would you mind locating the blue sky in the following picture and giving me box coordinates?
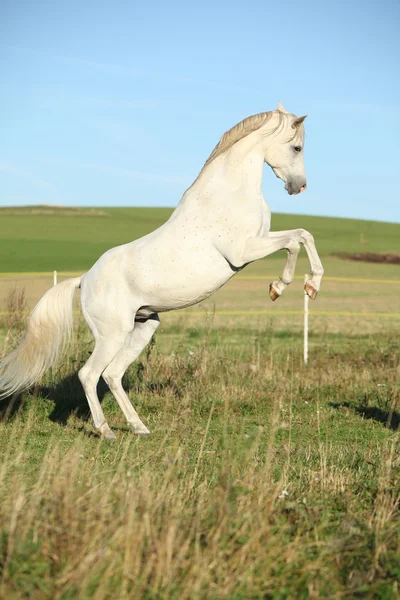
[1,0,399,222]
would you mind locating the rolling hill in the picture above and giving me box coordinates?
[0,206,399,272]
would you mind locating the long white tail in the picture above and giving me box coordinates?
[0,277,81,398]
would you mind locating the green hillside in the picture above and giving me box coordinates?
[0,206,398,272]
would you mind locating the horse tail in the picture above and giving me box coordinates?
[0,276,81,398]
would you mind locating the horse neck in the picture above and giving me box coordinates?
[219,137,265,196]
[186,135,266,202]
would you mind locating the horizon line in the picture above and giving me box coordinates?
[0,204,399,226]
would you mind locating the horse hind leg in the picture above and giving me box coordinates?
[102,314,160,435]
[78,333,129,440]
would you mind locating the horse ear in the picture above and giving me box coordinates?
[292,115,307,128]
[278,101,288,114]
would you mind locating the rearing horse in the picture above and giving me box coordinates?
[0,102,324,439]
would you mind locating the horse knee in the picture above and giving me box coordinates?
[287,239,301,254]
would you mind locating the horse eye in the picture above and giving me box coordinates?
[294,146,302,153]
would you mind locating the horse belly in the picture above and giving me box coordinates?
[131,244,233,311]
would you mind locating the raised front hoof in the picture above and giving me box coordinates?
[305,282,318,300]
[128,422,151,436]
[269,283,280,302]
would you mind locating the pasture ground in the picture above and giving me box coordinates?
[0,208,399,598]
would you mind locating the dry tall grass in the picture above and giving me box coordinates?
[0,291,399,599]
[1,287,27,359]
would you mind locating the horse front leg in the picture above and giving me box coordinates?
[267,234,301,301]
[297,229,324,300]
[283,229,324,300]
[238,229,324,301]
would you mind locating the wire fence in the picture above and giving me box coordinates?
[1,270,399,365]
[1,271,400,285]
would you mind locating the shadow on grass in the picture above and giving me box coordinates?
[0,366,183,431]
[0,393,24,422]
[330,401,400,430]
[43,371,182,428]
[42,373,109,426]
[0,374,108,428]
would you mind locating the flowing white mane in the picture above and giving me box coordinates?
[203,109,298,169]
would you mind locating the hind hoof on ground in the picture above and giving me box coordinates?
[305,282,318,300]
[129,422,151,436]
[101,428,116,441]
[269,283,280,302]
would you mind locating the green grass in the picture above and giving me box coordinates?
[0,205,399,272]
[0,321,399,599]
[0,207,173,272]
[0,206,399,598]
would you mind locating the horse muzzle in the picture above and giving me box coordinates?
[285,181,307,195]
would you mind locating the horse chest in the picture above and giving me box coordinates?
[210,199,267,240]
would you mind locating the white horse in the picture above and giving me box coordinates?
[0,102,324,439]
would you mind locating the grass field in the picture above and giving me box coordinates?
[0,205,399,272]
[0,207,399,598]
[1,205,400,335]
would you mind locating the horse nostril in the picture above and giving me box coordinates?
[299,184,307,193]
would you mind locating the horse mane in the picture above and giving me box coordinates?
[203,110,289,169]
[183,110,302,193]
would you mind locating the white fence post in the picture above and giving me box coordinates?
[53,270,57,286]
[304,274,309,365]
